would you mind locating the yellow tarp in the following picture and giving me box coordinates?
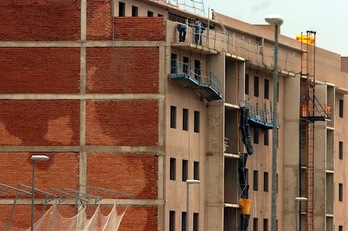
[239,198,252,215]
[296,34,315,45]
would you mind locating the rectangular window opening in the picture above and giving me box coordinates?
[253,170,258,191]
[183,57,189,74]
[147,11,154,17]
[264,172,269,192]
[171,53,177,74]
[245,74,249,95]
[182,212,187,231]
[182,160,188,182]
[194,161,199,180]
[263,218,268,231]
[170,106,177,129]
[264,79,269,99]
[193,213,199,231]
[264,129,269,146]
[194,111,200,133]
[339,99,344,117]
[254,127,259,144]
[132,5,138,16]
[253,218,258,231]
[170,158,176,180]
[194,60,201,81]
[254,76,259,97]
[339,141,343,160]
[169,211,175,231]
[339,183,343,201]
[119,2,125,16]
[183,108,189,131]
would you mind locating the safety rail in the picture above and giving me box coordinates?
[170,18,343,72]
[170,59,223,101]
[240,101,278,129]
[171,20,299,72]
[300,103,332,121]
[248,103,274,129]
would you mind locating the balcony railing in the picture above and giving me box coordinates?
[170,59,223,101]
[240,101,279,129]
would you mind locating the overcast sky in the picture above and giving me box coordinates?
[178,0,348,56]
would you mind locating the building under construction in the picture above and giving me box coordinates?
[0,0,347,230]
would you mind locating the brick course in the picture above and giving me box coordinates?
[119,206,158,231]
[0,204,78,230]
[87,153,158,199]
[86,47,159,93]
[0,153,79,193]
[0,0,80,41]
[87,0,165,42]
[86,100,159,146]
[0,100,80,145]
[113,17,165,41]
[87,0,112,40]
[0,205,159,230]
[0,48,80,93]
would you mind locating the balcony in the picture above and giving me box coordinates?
[170,60,223,101]
[240,101,279,129]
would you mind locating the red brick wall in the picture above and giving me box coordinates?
[86,47,159,93]
[114,17,165,41]
[87,0,112,40]
[87,153,158,199]
[0,100,80,145]
[0,153,79,192]
[0,48,80,93]
[0,153,79,228]
[0,2,162,230]
[87,0,165,42]
[0,204,78,230]
[86,100,158,146]
[0,0,80,41]
[0,204,157,230]
[120,206,158,231]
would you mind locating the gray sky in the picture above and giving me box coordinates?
[180,0,348,56]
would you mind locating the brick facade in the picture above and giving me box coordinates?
[86,101,158,146]
[86,47,159,93]
[0,48,80,93]
[0,0,80,41]
[87,153,158,198]
[0,1,163,229]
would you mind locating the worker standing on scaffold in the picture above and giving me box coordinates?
[191,18,204,45]
[176,23,187,42]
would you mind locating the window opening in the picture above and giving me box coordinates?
[182,160,188,181]
[194,111,200,133]
[194,60,201,81]
[183,108,189,131]
[171,53,177,74]
[132,5,138,16]
[170,106,177,128]
[170,158,176,180]
[119,2,125,16]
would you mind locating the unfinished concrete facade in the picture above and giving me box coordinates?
[0,0,347,230]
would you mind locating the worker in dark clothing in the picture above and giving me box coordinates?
[192,18,204,45]
[176,24,187,42]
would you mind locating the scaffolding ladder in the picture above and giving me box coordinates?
[299,30,316,231]
[170,0,205,16]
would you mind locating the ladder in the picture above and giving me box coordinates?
[172,0,205,16]
[299,30,316,231]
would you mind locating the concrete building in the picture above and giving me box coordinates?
[0,0,347,230]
